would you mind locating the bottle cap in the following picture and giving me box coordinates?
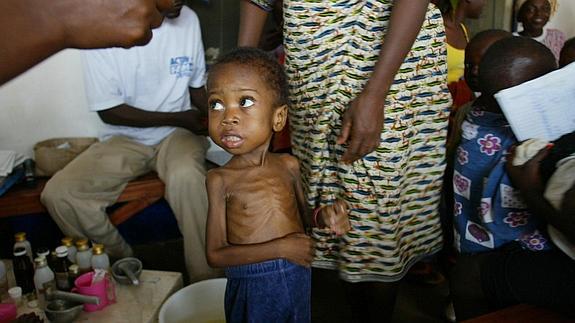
[8,287,22,298]
[55,246,68,257]
[92,244,105,255]
[14,232,26,242]
[36,247,50,258]
[13,247,27,257]
[34,257,48,268]
[75,239,89,251]
[61,237,73,247]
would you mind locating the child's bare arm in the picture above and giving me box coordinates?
[205,170,315,268]
[317,199,350,236]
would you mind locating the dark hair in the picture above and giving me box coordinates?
[478,36,556,95]
[208,47,289,107]
[468,29,512,47]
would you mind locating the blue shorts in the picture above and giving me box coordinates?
[224,259,311,323]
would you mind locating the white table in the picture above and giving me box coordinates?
[8,267,182,323]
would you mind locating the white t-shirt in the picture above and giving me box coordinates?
[82,7,206,146]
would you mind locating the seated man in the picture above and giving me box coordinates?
[41,2,218,282]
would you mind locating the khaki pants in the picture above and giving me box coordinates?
[41,129,220,282]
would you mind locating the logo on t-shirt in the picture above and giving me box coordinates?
[170,56,193,78]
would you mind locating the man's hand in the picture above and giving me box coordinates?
[59,0,175,49]
[319,199,350,236]
[506,145,549,195]
[182,109,208,136]
[336,90,385,164]
[277,232,315,267]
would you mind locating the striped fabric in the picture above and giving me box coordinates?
[253,0,451,282]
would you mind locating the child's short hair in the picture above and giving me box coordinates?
[560,37,575,67]
[209,47,289,107]
[478,36,556,95]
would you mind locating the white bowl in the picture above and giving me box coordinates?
[159,278,227,323]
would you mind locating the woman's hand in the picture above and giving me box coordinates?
[319,199,351,236]
[337,90,385,163]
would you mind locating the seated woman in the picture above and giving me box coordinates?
[514,0,566,62]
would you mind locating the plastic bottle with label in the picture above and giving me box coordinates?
[33,257,55,309]
[61,237,77,264]
[13,232,33,262]
[54,246,72,291]
[91,244,110,272]
[75,239,92,274]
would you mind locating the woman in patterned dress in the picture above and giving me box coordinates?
[239,0,451,321]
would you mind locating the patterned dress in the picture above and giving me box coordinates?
[251,0,451,282]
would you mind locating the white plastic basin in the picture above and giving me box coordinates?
[159,278,227,323]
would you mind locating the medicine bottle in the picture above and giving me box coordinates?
[33,257,55,308]
[13,232,33,262]
[54,246,72,291]
[61,237,77,264]
[75,239,92,274]
[13,247,35,295]
[91,244,110,272]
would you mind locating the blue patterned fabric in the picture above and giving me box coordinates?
[453,107,550,254]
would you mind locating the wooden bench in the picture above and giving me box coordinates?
[0,172,165,226]
[463,304,574,323]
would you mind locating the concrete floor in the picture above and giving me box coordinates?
[134,238,451,323]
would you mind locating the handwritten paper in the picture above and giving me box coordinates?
[494,62,575,141]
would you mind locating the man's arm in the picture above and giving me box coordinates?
[0,0,174,86]
[205,170,314,268]
[98,104,207,135]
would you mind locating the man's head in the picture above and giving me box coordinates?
[206,47,288,155]
[464,29,512,92]
[478,36,556,96]
[560,37,575,68]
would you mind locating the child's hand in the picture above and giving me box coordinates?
[318,199,350,236]
[506,145,549,194]
[277,232,315,267]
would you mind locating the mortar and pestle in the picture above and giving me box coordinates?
[111,257,143,285]
[44,287,100,323]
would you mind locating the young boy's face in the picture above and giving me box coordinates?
[518,0,551,31]
[207,63,286,155]
[465,35,507,92]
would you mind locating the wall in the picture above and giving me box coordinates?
[0,50,102,158]
[548,0,575,38]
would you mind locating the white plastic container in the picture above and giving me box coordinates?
[90,244,110,271]
[61,237,77,264]
[159,278,227,323]
[33,257,55,309]
[8,287,22,307]
[75,239,92,274]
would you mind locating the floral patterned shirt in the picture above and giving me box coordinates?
[453,107,550,254]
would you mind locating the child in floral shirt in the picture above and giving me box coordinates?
[452,36,557,254]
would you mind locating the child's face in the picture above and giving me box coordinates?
[518,0,551,31]
[465,37,497,92]
[207,63,286,155]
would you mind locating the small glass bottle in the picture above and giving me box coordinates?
[91,244,110,272]
[75,239,92,274]
[54,246,72,291]
[0,260,8,301]
[61,237,77,264]
[33,257,55,309]
[13,232,33,262]
[68,264,80,289]
[13,247,35,295]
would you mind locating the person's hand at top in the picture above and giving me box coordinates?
[506,144,550,195]
[0,0,176,86]
[59,0,176,49]
[316,199,351,236]
[336,89,385,164]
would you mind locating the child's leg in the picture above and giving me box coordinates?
[224,259,311,323]
[343,281,400,323]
